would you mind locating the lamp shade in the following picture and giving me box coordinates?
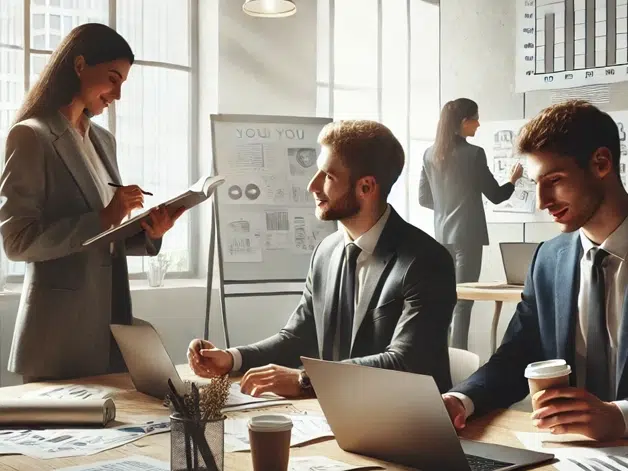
[242,0,297,18]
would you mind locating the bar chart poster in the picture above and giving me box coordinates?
[517,0,628,92]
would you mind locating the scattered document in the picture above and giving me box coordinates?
[516,431,628,471]
[20,384,116,400]
[0,417,170,459]
[224,414,333,452]
[222,382,290,412]
[289,456,383,471]
[55,455,169,470]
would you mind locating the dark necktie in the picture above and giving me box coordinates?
[339,243,362,360]
[585,247,611,401]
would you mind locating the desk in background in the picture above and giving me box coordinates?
[0,366,558,470]
[457,282,524,356]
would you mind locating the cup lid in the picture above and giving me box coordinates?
[524,359,571,379]
[248,414,293,432]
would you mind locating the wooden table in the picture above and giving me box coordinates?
[457,282,524,355]
[0,365,583,470]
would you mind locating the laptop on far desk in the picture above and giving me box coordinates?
[301,357,554,471]
[471,242,539,290]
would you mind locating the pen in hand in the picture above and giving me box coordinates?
[108,182,153,196]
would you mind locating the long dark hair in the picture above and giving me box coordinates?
[432,98,478,165]
[14,23,134,124]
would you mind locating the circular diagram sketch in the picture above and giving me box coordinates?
[228,185,243,200]
[245,183,261,200]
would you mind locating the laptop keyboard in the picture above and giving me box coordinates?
[466,454,515,471]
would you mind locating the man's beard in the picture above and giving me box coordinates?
[316,184,361,221]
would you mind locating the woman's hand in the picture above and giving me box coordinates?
[140,205,185,239]
[100,185,144,228]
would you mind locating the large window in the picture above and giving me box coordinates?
[317,0,440,230]
[0,0,198,278]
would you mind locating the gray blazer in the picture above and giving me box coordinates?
[419,138,515,247]
[236,208,456,393]
[0,113,161,380]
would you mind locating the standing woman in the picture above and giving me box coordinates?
[0,24,184,381]
[419,98,523,350]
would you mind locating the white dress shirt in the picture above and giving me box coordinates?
[449,215,628,434]
[61,112,115,207]
[228,205,392,371]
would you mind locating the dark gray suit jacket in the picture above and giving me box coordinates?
[419,138,514,247]
[236,208,456,393]
[0,113,161,380]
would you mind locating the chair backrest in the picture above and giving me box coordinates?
[449,347,480,386]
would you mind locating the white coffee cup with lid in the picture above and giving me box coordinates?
[524,359,572,410]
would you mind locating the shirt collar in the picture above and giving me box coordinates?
[58,111,91,141]
[579,215,628,262]
[342,205,391,255]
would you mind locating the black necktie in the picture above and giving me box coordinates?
[585,247,611,401]
[339,243,362,360]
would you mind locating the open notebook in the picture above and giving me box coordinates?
[83,175,225,248]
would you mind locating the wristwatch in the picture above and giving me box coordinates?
[298,370,313,392]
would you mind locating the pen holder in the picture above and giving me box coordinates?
[170,413,225,471]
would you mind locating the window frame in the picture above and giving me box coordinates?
[0,0,200,281]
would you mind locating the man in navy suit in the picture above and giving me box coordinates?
[443,100,628,442]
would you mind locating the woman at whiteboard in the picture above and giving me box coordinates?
[0,24,184,381]
[419,98,523,350]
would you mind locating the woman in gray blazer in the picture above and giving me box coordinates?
[419,98,523,350]
[0,24,184,381]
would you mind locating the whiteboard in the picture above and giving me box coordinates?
[211,114,335,282]
[470,111,628,223]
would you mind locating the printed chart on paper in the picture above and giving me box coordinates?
[517,0,628,91]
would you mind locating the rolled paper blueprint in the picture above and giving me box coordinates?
[0,398,116,426]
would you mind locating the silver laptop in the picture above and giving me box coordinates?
[301,357,553,471]
[111,323,187,399]
[473,242,538,290]
[499,242,539,286]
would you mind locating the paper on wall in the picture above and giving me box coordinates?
[221,212,264,263]
[224,414,333,452]
[54,455,169,471]
[290,210,337,255]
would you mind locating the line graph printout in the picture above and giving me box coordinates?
[517,0,628,91]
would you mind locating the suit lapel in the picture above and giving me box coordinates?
[89,126,121,185]
[350,211,398,350]
[555,233,582,386]
[319,240,344,357]
[48,113,104,210]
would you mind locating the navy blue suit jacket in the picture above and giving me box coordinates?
[451,231,628,416]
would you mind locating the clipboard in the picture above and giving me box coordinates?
[82,175,225,248]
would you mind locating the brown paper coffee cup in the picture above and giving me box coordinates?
[524,359,571,410]
[248,414,293,471]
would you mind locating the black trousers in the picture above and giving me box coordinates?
[445,244,483,350]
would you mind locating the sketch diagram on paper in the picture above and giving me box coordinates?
[222,213,263,263]
[291,211,336,254]
[487,128,536,214]
[222,174,289,206]
[265,210,292,250]
[614,118,628,188]
[288,148,317,177]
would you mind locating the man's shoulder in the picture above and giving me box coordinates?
[393,218,451,263]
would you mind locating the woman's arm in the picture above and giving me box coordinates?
[0,125,103,262]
